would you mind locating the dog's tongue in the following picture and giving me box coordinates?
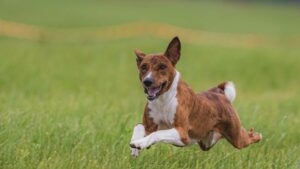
[148,87,160,97]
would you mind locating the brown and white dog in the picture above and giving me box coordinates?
[130,37,262,157]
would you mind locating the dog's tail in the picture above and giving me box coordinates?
[209,81,236,103]
[223,81,236,103]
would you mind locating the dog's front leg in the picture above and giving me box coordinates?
[130,124,145,157]
[130,128,185,150]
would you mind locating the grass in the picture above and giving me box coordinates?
[0,0,300,168]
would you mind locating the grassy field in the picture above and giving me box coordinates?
[0,0,300,168]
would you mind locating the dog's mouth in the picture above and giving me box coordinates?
[144,81,167,101]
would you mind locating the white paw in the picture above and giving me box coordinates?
[131,148,140,158]
[130,137,151,150]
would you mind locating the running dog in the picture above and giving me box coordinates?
[130,37,262,157]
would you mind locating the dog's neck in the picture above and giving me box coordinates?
[148,70,180,105]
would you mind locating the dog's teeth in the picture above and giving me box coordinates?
[148,87,161,97]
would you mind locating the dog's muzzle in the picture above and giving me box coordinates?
[144,81,167,101]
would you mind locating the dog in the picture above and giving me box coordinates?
[129,37,262,157]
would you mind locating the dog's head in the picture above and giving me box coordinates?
[134,37,181,101]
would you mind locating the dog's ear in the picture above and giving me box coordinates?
[165,36,181,66]
[134,48,145,66]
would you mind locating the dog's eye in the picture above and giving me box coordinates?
[159,64,167,70]
[141,64,147,70]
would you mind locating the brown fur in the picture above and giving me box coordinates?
[136,53,175,96]
[134,37,261,151]
[142,105,158,135]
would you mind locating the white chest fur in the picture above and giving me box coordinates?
[148,71,180,127]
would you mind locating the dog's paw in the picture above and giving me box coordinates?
[248,128,255,137]
[131,148,140,158]
[130,138,150,150]
[249,128,262,143]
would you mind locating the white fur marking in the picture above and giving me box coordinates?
[148,71,180,127]
[201,131,221,148]
[130,124,145,157]
[224,81,236,103]
[144,72,152,81]
[211,132,221,145]
[130,128,184,149]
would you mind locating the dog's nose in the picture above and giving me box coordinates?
[143,78,153,87]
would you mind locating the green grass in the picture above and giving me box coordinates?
[0,0,300,169]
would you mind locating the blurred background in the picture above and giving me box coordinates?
[0,0,299,169]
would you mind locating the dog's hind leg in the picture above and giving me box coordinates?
[221,111,262,149]
[227,127,262,149]
[198,131,222,151]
